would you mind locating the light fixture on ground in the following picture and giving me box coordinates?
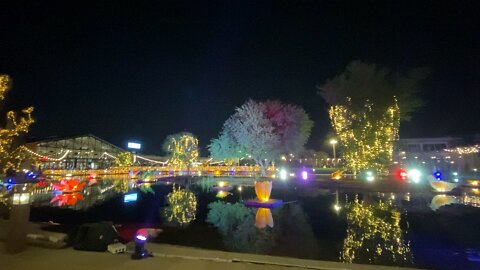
[408,169,422,184]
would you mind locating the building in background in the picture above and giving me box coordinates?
[394,137,480,178]
[25,134,125,170]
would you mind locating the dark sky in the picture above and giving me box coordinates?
[1,1,479,154]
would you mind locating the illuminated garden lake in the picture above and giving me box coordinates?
[26,176,480,270]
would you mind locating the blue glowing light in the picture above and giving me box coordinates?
[5,184,12,190]
[434,171,442,181]
[7,178,13,184]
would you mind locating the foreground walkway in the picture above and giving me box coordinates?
[0,243,420,270]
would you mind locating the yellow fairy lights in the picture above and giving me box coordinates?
[0,74,35,173]
[115,152,134,167]
[329,98,400,175]
[163,133,199,168]
[444,145,480,155]
[341,197,412,265]
[23,147,71,161]
[163,184,197,226]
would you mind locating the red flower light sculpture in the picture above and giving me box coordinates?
[52,178,86,193]
[50,178,86,206]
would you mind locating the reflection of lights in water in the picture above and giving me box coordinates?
[430,195,459,211]
[255,208,273,229]
[163,184,197,226]
[216,191,231,198]
[50,192,85,206]
[341,197,412,266]
[461,194,480,208]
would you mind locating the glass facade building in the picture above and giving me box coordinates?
[25,134,125,170]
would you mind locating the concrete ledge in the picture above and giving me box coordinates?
[129,242,422,270]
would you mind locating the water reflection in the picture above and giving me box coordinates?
[341,197,413,266]
[206,201,274,253]
[430,195,459,211]
[255,208,273,229]
[162,184,197,226]
[206,201,319,258]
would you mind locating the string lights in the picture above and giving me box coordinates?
[115,152,134,167]
[444,145,480,155]
[0,74,35,173]
[329,97,400,175]
[23,147,71,161]
[163,133,199,168]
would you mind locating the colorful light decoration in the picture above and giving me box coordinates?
[254,181,272,202]
[0,74,35,173]
[434,171,442,181]
[329,98,400,175]
[52,178,86,193]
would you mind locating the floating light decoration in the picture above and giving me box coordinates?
[331,170,343,180]
[254,181,272,202]
[429,179,457,193]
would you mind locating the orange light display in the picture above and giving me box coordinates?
[254,181,272,202]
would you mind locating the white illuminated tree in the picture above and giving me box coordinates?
[210,100,313,177]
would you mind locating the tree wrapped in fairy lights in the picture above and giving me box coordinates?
[319,61,427,175]
[162,132,199,169]
[0,75,35,173]
[115,152,134,167]
[341,197,413,266]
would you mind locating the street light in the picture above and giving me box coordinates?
[329,139,338,167]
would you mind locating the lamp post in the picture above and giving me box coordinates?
[329,139,338,167]
[6,184,31,253]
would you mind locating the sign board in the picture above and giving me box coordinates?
[127,142,141,150]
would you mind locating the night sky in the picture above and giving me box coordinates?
[1,1,479,154]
